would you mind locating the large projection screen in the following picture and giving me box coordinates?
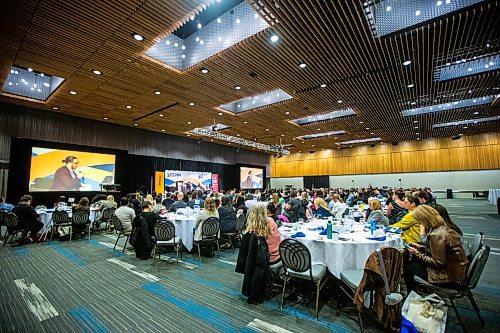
[240,166,264,189]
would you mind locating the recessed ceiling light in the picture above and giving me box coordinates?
[299,63,307,68]
[437,1,443,6]
[154,91,161,95]
[285,111,290,115]
[473,111,479,115]
[386,6,392,11]
[217,17,222,23]
[414,120,418,123]
[265,128,269,131]
[187,121,191,124]
[271,35,279,42]
[126,105,132,109]
[236,18,241,24]
[407,84,415,88]
[414,126,419,129]
[210,139,214,141]
[161,129,166,132]
[317,128,321,131]
[27,68,33,72]
[103,117,108,120]
[159,114,164,117]
[359,121,364,124]
[320,84,327,88]
[69,91,77,95]
[201,67,209,74]
[243,121,248,124]
[235,85,242,90]
[411,102,416,105]
[237,134,240,137]
[281,134,285,137]
[92,69,102,75]
[52,106,59,110]
[365,127,370,130]
[415,10,421,16]
[134,123,138,126]
[463,126,468,129]
[337,100,343,103]
[197,23,202,29]
[403,60,412,66]
[312,144,315,147]
[218,112,223,116]
[187,134,191,137]
[189,102,195,106]
[132,33,144,41]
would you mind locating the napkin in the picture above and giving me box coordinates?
[366,236,387,241]
[319,230,338,235]
[385,227,402,234]
[291,232,306,238]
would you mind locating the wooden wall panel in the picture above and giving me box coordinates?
[271,133,500,177]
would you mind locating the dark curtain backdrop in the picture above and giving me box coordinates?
[8,138,240,205]
[303,175,330,189]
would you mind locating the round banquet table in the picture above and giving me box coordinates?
[488,189,500,205]
[163,212,198,251]
[278,219,402,278]
[37,208,97,234]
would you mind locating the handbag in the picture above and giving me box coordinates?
[402,291,447,333]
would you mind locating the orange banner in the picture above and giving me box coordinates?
[155,171,165,194]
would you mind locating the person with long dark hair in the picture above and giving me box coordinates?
[132,201,160,260]
[430,204,462,236]
[389,195,421,244]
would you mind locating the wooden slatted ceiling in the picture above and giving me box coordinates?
[0,0,498,153]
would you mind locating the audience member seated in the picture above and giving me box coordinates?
[414,191,429,205]
[266,202,281,227]
[115,197,135,233]
[129,192,142,215]
[107,195,118,209]
[284,190,302,222]
[390,195,421,244]
[329,194,347,219]
[12,195,43,242]
[234,195,248,217]
[72,197,90,236]
[169,192,187,212]
[161,193,175,211]
[145,194,154,205]
[151,196,164,214]
[367,198,389,226]
[218,196,237,235]
[0,196,14,212]
[132,201,160,260]
[189,190,205,209]
[314,197,332,218]
[386,190,407,224]
[244,194,257,209]
[235,202,271,304]
[404,205,469,293]
[54,196,67,209]
[194,198,219,241]
[271,193,282,215]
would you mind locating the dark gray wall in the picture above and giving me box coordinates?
[0,102,270,167]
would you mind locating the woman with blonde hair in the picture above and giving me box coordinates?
[107,195,117,209]
[314,197,332,218]
[329,193,347,218]
[404,205,469,293]
[366,198,389,226]
[145,194,154,206]
[194,197,219,241]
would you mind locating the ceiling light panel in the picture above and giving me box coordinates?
[432,116,500,128]
[291,108,356,126]
[340,137,382,145]
[219,89,293,113]
[435,54,499,81]
[299,130,347,140]
[401,95,496,117]
[2,65,65,101]
[145,0,269,71]
[365,0,484,37]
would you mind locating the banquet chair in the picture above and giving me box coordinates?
[339,247,404,333]
[95,207,115,233]
[2,213,26,247]
[193,217,221,262]
[468,232,484,259]
[72,211,91,241]
[279,239,327,320]
[49,210,72,242]
[221,213,246,253]
[34,205,47,210]
[414,246,490,333]
[111,215,131,253]
[152,219,182,267]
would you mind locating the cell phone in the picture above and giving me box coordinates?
[403,243,414,249]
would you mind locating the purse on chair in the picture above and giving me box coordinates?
[403,291,448,333]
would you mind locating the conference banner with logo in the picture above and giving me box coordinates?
[212,174,219,192]
[164,170,212,190]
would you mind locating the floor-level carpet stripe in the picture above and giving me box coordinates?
[106,258,160,282]
[13,278,59,322]
[49,243,86,267]
[68,306,111,333]
[246,318,294,333]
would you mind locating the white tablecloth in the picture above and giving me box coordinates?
[279,220,402,278]
[37,209,97,234]
[164,213,198,251]
[488,189,500,205]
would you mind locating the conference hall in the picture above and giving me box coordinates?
[0,1,499,332]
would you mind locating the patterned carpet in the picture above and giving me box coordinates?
[0,199,498,333]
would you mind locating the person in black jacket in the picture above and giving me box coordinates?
[218,196,237,234]
[235,203,271,304]
[11,195,43,242]
[132,201,160,260]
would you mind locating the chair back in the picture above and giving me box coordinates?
[155,220,176,242]
[0,210,5,225]
[73,211,89,225]
[467,246,490,289]
[4,212,19,228]
[469,232,484,259]
[201,217,220,238]
[35,205,47,210]
[53,210,69,223]
[280,239,312,274]
[235,212,246,232]
[102,207,115,220]
[111,215,123,232]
